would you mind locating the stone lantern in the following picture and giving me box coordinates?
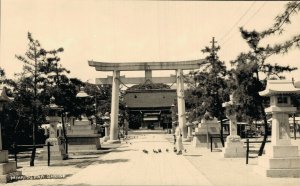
[186,118,197,142]
[222,94,246,158]
[256,80,300,177]
[0,86,21,182]
[185,121,193,141]
[40,97,67,160]
[102,112,110,142]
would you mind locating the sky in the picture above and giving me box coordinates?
[1,0,300,84]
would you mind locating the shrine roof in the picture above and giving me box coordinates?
[259,80,300,96]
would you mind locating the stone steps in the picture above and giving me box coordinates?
[255,165,300,178]
[0,162,17,175]
[67,130,97,135]
[258,156,300,169]
[0,170,22,183]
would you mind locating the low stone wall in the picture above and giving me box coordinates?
[192,133,223,148]
[68,135,101,150]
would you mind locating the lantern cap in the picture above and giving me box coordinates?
[49,96,63,110]
[260,80,300,97]
[76,86,90,98]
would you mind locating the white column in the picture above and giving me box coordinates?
[176,69,187,138]
[109,70,120,142]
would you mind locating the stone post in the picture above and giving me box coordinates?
[109,70,120,143]
[176,69,187,138]
[228,114,238,136]
[103,122,110,142]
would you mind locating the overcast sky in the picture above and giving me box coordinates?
[1,0,300,83]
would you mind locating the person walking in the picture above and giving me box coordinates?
[175,124,184,155]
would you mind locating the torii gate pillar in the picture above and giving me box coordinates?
[109,70,120,143]
[177,69,187,138]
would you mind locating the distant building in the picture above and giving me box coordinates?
[124,89,176,129]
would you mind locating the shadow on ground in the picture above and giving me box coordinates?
[184,154,203,157]
[51,158,129,168]
[112,149,138,153]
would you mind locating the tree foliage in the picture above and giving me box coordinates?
[187,39,229,122]
[231,1,299,155]
[127,82,170,90]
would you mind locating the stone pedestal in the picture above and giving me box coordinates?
[256,145,300,177]
[67,118,101,151]
[222,135,245,158]
[255,111,300,177]
[40,117,68,160]
[0,150,22,183]
[222,114,245,158]
[39,137,68,160]
[192,117,222,148]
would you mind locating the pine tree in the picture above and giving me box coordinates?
[15,32,67,166]
[188,37,229,146]
[231,1,300,155]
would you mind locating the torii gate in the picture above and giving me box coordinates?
[89,60,203,143]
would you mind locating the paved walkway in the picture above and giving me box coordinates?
[63,133,212,186]
[6,130,300,186]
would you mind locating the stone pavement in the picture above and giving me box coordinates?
[63,133,212,186]
[5,130,300,186]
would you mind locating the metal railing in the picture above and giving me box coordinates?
[210,134,228,152]
[12,142,53,167]
[245,139,271,165]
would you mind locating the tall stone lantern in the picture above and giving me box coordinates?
[256,80,300,177]
[0,86,21,182]
[222,94,246,158]
[102,112,110,142]
[40,97,67,160]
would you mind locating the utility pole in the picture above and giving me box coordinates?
[210,37,225,147]
[210,37,217,63]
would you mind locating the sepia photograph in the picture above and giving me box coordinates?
[1,0,300,185]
